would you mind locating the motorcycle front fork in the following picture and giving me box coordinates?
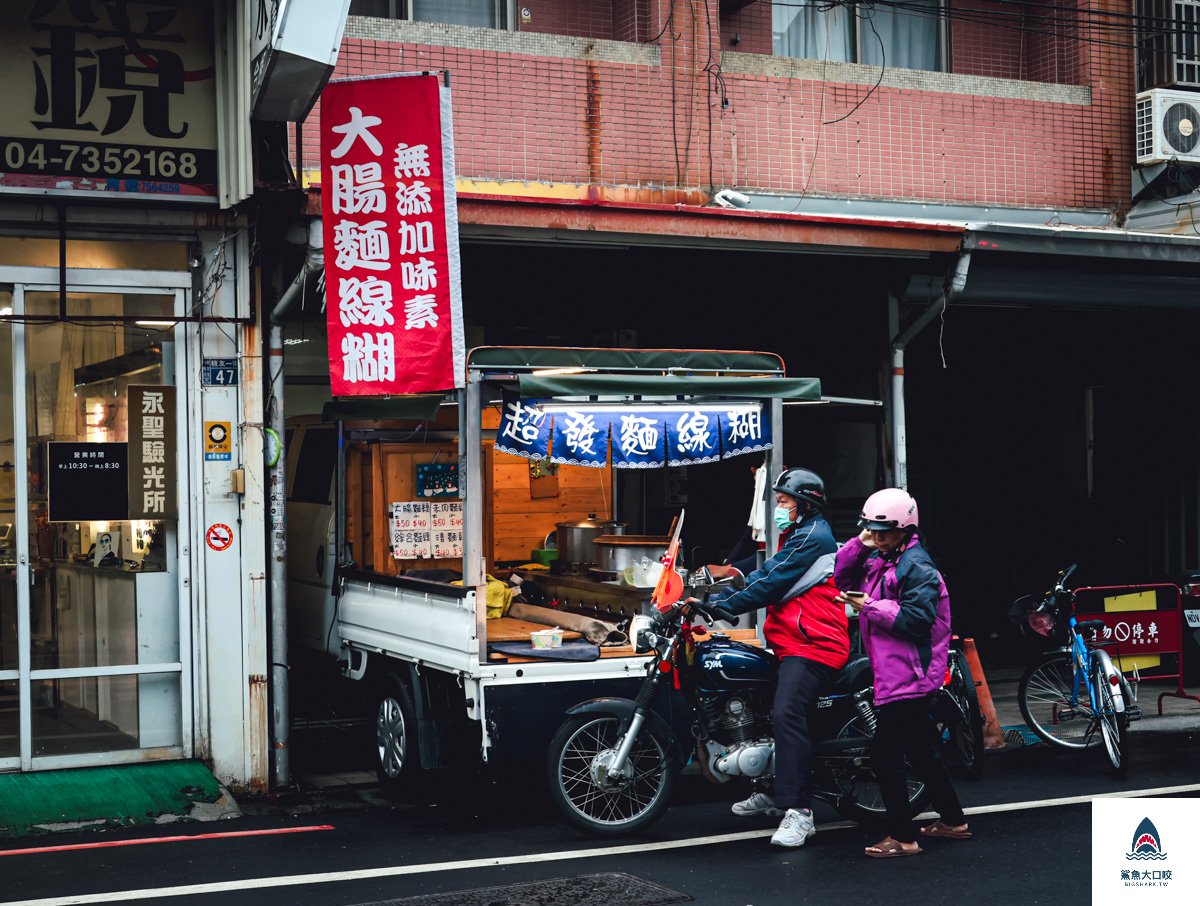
[605,665,667,779]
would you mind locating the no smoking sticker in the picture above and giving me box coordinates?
[206,523,233,551]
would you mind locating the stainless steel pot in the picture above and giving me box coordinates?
[555,515,625,566]
[593,535,670,573]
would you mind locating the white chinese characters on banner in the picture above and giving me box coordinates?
[390,501,432,559]
[322,73,464,395]
[675,411,712,454]
[430,501,463,558]
[619,415,660,457]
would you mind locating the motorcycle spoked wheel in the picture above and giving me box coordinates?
[546,714,676,836]
[826,716,930,826]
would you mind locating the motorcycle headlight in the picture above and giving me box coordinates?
[631,615,655,654]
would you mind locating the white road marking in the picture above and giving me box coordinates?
[5,783,1200,906]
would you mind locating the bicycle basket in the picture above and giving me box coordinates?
[1008,594,1068,645]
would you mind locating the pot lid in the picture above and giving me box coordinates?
[556,514,625,530]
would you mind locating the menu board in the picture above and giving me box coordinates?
[429,500,463,558]
[389,501,431,559]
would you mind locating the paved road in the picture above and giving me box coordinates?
[1,710,1196,906]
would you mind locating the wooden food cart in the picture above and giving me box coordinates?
[291,347,822,794]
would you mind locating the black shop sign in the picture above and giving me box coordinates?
[48,443,129,522]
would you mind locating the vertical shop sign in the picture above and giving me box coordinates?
[0,1,219,200]
[321,72,465,396]
[128,386,178,520]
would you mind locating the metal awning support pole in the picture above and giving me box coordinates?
[463,379,487,664]
[891,251,971,490]
[757,397,785,642]
[266,218,324,789]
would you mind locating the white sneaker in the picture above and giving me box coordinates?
[770,808,816,848]
[732,791,783,817]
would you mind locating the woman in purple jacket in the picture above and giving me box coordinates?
[834,488,971,858]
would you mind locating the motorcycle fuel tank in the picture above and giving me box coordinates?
[687,637,779,693]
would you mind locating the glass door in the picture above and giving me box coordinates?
[0,287,15,770]
[2,275,190,772]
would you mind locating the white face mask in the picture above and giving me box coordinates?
[774,506,795,531]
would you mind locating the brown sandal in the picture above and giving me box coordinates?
[865,837,923,858]
[921,819,973,840]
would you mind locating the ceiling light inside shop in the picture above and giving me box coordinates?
[135,320,175,327]
[0,308,11,315]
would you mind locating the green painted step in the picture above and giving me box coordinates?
[0,760,222,838]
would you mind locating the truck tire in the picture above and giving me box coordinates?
[374,674,422,797]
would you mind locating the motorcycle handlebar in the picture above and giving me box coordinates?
[704,604,740,626]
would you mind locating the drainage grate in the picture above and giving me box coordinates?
[361,872,693,906]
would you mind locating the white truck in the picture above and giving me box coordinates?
[286,346,819,794]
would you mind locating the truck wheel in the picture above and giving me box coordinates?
[374,674,421,796]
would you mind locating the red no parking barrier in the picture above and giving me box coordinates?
[1074,583,1200,714]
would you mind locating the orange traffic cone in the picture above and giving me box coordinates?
[964,637,1007,750]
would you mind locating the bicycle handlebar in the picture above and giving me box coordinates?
[1057,563,1077,590]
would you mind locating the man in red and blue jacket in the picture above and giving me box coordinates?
[711,467,849,848]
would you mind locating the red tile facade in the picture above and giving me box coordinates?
[310,0,1133,212]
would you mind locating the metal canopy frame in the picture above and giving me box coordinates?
[459,346,799,663]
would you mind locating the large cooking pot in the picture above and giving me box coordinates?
[593,535,670,573]
[555,515,625,566]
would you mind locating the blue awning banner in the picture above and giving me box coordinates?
[550,409,610,468]
[612,411,666,469]
[667,409,721,466]
[723,406,772,458]
[494,397,553,459]
[492,400,771,468]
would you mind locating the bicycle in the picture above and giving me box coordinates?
[934,641,985,780]
[1010,564,1139,777]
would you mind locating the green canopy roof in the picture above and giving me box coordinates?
[518,373,820,400]
[467,346,786,374]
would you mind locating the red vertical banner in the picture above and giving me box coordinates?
[321,72,465,396]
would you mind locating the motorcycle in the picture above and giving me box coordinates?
[545,574,931,836]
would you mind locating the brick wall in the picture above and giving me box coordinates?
[314,2,1132,212]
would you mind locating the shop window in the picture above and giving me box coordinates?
[349,0,510,29]
[773,0,945,72]
[0,237,189,271]
[291,427,337,505]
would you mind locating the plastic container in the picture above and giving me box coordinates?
[530,548,558,566]
[530,628,563,649]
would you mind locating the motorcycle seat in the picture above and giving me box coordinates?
[825,656,873,697]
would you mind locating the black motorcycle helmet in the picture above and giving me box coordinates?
[772,467,827,512]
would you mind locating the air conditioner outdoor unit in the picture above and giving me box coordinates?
[1136,88,1200,164]
[1136,0,1200,91]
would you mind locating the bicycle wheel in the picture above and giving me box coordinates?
[947,652,986,780]
[1094,663,1131,778]
[1018,650,1098,749]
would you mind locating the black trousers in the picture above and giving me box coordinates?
[871,694,966,843]
[772,656,834,812]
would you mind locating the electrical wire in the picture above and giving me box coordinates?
[822,6,886,125]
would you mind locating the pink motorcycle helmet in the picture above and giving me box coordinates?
[859,488,919,531]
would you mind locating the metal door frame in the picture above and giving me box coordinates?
[0,266,193,772]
